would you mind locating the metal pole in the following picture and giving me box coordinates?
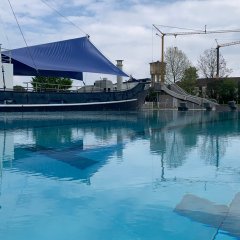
[153,25,165,83]
[0,44,6,90]
[161,34,165,83]
[216,46,220,78]
[1,66,6,90]
[161,35,164,64]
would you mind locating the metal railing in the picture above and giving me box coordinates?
[20,81,136,93]
[162,78,219,106]
[161,84,219,107]
[23,82,80,92]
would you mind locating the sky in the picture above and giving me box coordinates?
[0,0,240,86]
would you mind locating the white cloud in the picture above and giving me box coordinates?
[1,0,240,86]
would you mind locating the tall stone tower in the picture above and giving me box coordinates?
[116,60,123,90]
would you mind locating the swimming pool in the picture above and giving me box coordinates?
[0,111,239,240]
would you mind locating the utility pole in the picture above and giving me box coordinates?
[216,45,220,78]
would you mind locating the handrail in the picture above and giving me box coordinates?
[163,79,219,106]
[23,81,81,92]
[7,81,141,93]
[21,81,140,93]
[161,84,218,106]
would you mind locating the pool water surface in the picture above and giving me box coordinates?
[0,111,240,240]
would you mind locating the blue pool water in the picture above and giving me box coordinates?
[0,111,240,240]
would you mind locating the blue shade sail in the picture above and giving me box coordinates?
[2,37,128,80]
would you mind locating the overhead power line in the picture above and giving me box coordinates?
[6,0,39,73]
[155,24,204,32]
[39,0,89,37]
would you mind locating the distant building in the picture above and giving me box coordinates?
[196,77,240,97]
[197,77,240,87]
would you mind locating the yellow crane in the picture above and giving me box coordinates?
[216,40,240,78]
[153,24,240,82]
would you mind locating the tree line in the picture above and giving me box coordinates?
[164,47,237,103]
[165,47,231,83]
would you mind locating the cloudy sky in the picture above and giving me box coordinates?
[1,0,240,85]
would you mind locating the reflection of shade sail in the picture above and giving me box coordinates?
[2,37,128,80]
[7,143,123,182]
[174,193,240,237]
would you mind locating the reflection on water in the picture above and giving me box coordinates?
[0,111,240,240]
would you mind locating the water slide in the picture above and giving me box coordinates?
[159,83,218,108]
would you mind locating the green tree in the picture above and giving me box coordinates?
[165,47,191,83]
[207,79,237,104]
[219,79,237,103]
[31,76,72,91]
[238,81,240,103]
[178,66,198,94]
[145,87,157,102]
[206,80,222,101]
[13,85,26,92]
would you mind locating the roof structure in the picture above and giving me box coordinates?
[2,37,128,80]
[197,77,240,87]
